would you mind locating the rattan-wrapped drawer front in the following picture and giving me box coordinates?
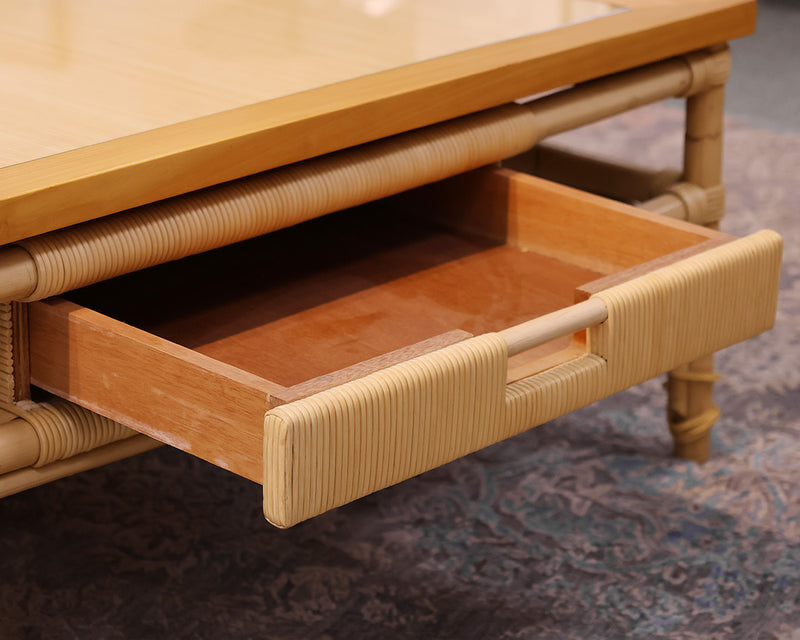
[27,168,782,527]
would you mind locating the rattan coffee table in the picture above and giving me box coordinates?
[0,0,780,527]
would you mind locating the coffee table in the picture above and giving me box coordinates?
[0,0,780,527]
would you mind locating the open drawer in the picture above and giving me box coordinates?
[27,167,781,527]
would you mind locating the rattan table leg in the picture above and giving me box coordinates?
[666,46,730,462]
[667,355,720,461]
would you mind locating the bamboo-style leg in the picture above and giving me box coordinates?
[667,46,729,462]
[667,355,720,461]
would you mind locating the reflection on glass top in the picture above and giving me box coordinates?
[0,0,623,169]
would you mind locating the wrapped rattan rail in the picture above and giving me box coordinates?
[0,47,730,303]
[0,397,161,497]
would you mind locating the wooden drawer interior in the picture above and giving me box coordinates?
[27,167,725,482]
[61,193,601,388]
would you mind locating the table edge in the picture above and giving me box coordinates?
[0,0,756,244]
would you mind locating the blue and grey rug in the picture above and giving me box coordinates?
[2,105,798,639]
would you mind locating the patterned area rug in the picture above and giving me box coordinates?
[2,105,799,639]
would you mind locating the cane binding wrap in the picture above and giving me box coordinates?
[264,231,781,527]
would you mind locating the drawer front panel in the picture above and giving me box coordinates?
[264,231,781,527]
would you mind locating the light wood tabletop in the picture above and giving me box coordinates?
[0,0,755,244]
[2,0,622,168]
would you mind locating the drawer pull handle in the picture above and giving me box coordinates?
[499,297,607,356]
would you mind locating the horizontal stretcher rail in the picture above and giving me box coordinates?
[506,143,682,203]
[0,398,138,475]
[509,144,725,227]
[0,434,161,499]
[0,48,730,303]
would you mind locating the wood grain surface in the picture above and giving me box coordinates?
[63,199,605,387]
[0,0,755,244]
[400,167,718,272]
[28,298,279,482]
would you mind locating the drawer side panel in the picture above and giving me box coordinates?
[29,299,276,483]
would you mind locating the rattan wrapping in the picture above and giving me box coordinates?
[263,231,782,527]
[3,399,136,468]
[264,334,508,528]
[15,105,539,301]
[0,303,14,404]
